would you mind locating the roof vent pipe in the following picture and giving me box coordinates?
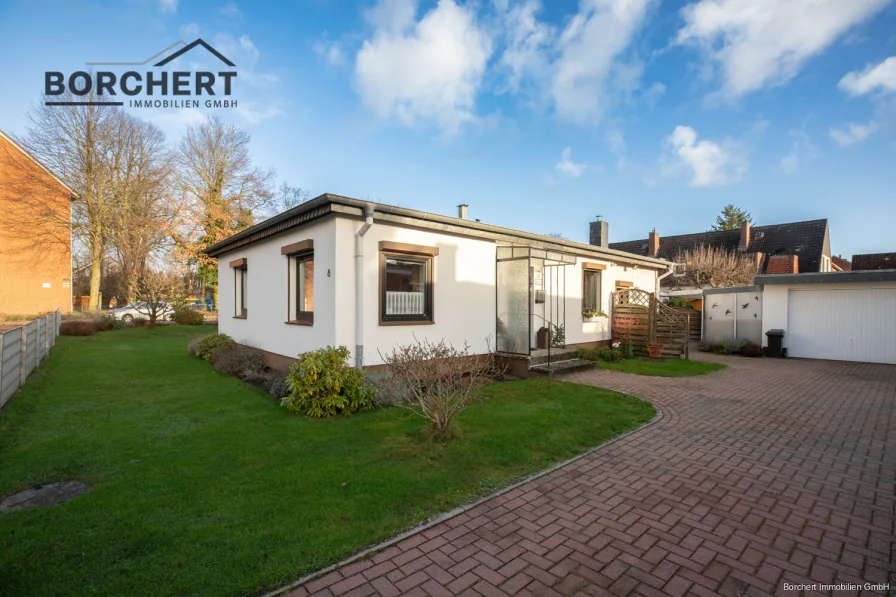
[457,204,468,219]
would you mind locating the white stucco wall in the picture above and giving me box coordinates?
[216,217,337,359]
[560,258,660,347]
[216,213,663,365]
[761,281,896,349]
[332,216,498,366]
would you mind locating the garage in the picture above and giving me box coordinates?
[758,271,896,365]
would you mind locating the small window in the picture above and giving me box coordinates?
[381,254,433,323]
[583,269,601,315]
[234,266,248,317]
[288,252,314,324]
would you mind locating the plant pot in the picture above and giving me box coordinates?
[536,327,552,349]
[647,342,664,359]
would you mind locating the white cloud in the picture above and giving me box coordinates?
[839,56,896,96]
[780,128,817,174]
[354,0,492,136]
[314,39,346,67]
[235,102,285,124]
[180,22,200,39]
[555,147,585,178]
[551,0,654,123]
[677,0,889,98]
[663,125,746,187]
[644,81,666,103]
[606,130,626,154]
[212,33,278,86]
[220,2,241,18]
[158,0,178,14]
[829,122,878,146]
[496,0,554,94]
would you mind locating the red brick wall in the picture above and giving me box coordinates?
[766,255,799,274]
[0,134,72,315]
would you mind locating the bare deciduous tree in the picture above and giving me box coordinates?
[174,117,273,306]
[133,268,187,325]
[107,116,177,303]
[379,337,502,439]
[21,89,123,309]
[674,245,757,288]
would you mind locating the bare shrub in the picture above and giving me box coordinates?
[60,320,97,336]
[379,337,503,440]
[674,245,757,288]
[212,345,265,379]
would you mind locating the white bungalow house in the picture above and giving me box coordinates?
[205,194,670,372]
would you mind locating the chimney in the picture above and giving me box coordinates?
[753,251,764,271]
[589,217,608,248]
[457,204,468,219]
[738,221,751,251]
[648,228,660,257]
[766,255,798,274]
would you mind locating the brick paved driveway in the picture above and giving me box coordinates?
[284,355,896,597]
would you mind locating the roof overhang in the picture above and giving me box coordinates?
[755,270,896,285]
[204,193,672,269]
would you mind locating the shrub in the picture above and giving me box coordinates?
[365,371,413,406]
[212,345,265,379]
[211,344,264,381]
[192,333,236,362]
[578,346,626,362]
[95,315,121,331]
[739,341,764,357]
[379,338,501,439]
[171,306,204,326]
[266,370,291,400]
[665,297,691,308]
[60,320,97,336]
[131,317,149,328]
[281,346,376,417]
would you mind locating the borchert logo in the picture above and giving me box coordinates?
[44,39,238,109]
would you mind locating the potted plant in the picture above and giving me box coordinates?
[647,342,664,359]
[583,308,608,323]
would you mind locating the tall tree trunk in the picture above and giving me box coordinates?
[89,252,102,310]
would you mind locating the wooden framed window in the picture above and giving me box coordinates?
[379,242,437,325]
[583,268,601,315]
[288,252,314,325]
[283,240,314,325]
[234,265,248,318]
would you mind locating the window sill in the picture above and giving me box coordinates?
[233,315,247,319]
[285,319,313,326]
[379,320,435,326]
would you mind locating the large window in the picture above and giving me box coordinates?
[582,264,603,316]
[379,241,437,325]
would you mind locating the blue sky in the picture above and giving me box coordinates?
[1,0,894,258]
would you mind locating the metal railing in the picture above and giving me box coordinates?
[0,310,61,409]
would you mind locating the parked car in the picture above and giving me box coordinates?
[107,302,174,322]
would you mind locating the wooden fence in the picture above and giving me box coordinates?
[612,289,690,358]
[0,310,60,409]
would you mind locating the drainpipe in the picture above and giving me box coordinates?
[656,263,676,298]
[355,205,375,368]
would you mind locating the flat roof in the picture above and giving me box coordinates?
[204,193,672,269]
[703,285,760,295]
[755,270,896,285]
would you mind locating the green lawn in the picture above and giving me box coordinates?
[0,327,654,597]
[598,357,726,377]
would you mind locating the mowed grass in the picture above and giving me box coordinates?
[599,357,726,377]
[0,327,654,597]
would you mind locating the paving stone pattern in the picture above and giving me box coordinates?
[284,354,896,596]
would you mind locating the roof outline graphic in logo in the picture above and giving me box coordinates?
[85,39,236,68]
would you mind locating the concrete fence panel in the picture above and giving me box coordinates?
[0,310,60,409]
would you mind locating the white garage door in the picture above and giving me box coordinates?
[788,288,896,364]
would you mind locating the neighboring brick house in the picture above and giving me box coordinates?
[0,129,75,315]
[605,219,836,280]
[851,252,896,271]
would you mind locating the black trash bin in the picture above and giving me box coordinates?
[765,329,785,358]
